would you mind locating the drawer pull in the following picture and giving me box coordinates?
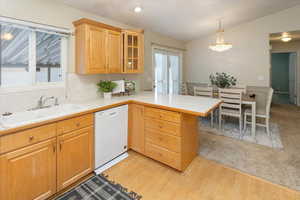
[59,141,63,151]
[29,136,34,141]
[76,122,81,127]
[53,143,56,153]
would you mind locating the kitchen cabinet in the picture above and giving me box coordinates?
[123,30,144,73]
[128,104,145,154]
[0,139,57,200]
[107,30,123,73]
[130,105,199,171]
[57,126,94,190]
[73,19,122,74]
[0,113,94,200]
[73,18,144,74]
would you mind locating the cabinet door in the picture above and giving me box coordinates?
[57,127,94,191]
[87,25,107,73]
[0,139,56,200]
[123,31,144,73]
[128,104,145,154]
[107,30,122,73]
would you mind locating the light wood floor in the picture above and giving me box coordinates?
[104,151,300,200]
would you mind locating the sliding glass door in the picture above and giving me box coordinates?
[153,48,181,94]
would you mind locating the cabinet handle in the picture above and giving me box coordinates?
[59,141,63,151]
[53,143,56,153]
[76,122,81,127]
[29,136,34,141]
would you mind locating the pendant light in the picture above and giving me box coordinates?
[209,20,232,52]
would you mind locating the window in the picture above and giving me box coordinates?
[0,20,68,88]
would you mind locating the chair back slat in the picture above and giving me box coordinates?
[194,87,213,97]
[219,88,242,113]
[221,103,241,109]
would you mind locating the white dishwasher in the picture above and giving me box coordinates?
[94,105,128,174]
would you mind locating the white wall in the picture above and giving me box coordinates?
[185,5,300,87]
[0,0,185,113]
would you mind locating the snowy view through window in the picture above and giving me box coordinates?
[0,24,62,87]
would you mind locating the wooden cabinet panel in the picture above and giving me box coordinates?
[107,30,122,73]
[73,19,144,74]
[0,139,56,200]
[87,25,107,74]
[145,129,181,153]
[57,114,93,135]
[145,142,181,170]
[145,118,181,137]
[123,30,144,74]
[0,123,56,154]
[57,126,94,190]
[144,107,181,123]
[128,104,145,154]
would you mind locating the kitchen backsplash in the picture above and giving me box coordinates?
[0,73,142,114]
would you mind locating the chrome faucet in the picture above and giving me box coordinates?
[29,96,55,111]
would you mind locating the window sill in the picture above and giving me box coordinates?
[0,83,65,94]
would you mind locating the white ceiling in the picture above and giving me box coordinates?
[61,0,300,41]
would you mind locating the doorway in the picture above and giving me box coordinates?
[153,47,182,94]
[271,52,298,104]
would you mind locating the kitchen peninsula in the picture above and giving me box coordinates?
[0,92,221,200]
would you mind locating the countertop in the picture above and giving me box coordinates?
[0,92,221,136]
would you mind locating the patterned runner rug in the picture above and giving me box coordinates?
[56,174,142,200]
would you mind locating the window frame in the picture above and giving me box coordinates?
[0,17,69,94]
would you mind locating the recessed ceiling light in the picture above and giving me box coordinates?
[134,6,142,13]
[281,32,292,42]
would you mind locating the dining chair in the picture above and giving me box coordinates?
[194,86,214,127]
[180,82,188,95]
[244,88,274,136]
[218,88,243,136]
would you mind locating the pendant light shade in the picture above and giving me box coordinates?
[209,20,232,52]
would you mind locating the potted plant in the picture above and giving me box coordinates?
[209,72,237,88]
[97,80,117,99]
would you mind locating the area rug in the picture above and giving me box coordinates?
[56,174,142,200]
[199,118,283,149]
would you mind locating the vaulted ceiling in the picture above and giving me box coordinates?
[62,0,300,41]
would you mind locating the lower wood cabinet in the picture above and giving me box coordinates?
[57,126,94,190]
[0,114,94,200]
[0,138,57,200]
[128,104,145,154]
[129,104,199,171]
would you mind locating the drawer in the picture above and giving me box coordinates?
[0,123,56,154]
[145,118,180,137]
[145,129,181,152]
[57,114,93,135]
[144,107,181,123]
[145,142,181,170]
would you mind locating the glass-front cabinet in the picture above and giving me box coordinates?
[123,30,144,73]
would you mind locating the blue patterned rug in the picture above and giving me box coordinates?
[56,174,142,200]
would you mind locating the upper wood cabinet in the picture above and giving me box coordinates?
[123,30,144,74]
[73,18,144,74]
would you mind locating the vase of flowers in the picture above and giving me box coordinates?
[97,80,117,99]
[209,72,237,88]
